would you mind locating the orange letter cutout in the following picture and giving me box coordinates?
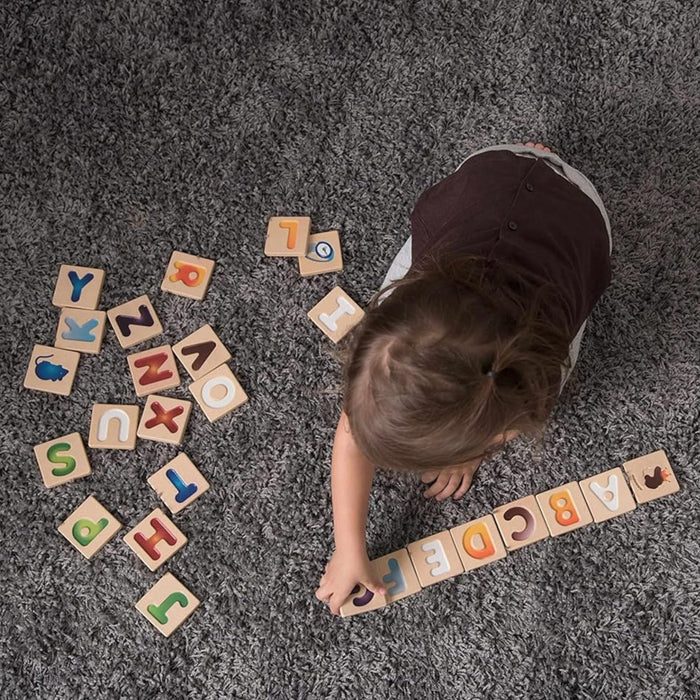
[549,490,580,527]
[280,220,298,250]
[169,261,206,287]
[462,521,496,559]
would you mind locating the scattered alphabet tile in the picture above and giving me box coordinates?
[172,324,231,380]
[339,584,387,618]
[189,363,248,422]
[88,403,140,449]
[127,344,180,397]
[450,514,507,572]
[55,308,107,354]
[536,481,594,537]
[34,432,91,488]
[23,344,80,396]
[160,251,215,300]
[493,494,550,552]
[52,264,105,310]
[137,395,192,445]
[623,450,680,504]
[307,286,365,343]
[147,453,209,514]
[407,530,464,587]
[58,495,122,559]
[107,295,163,349]
[579,467,637,523]
[135,572,200,637]
[123,508,187,572]
[372,548,421,604]
[264,216,311,257]
[298,230,344,277]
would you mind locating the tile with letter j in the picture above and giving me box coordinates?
[135,572,200,637]
[123,508,187,572]
[147,453,209,514]
[58,495,122,559]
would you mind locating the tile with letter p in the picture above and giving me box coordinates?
[307,286,365,343]
[189,364,248,422]
[536,482,593,537]
[493,495,550,552]
[52,264,105,310]
[623,450,680,504]
[161,251,215,300]
[372,548,421,604]
[123,508,187,572]
[34,432,91,488]
[136,573,200,637]
[450,514,507,572]
[579,467,637,523]
[147,453,209,513]
[58,496,122,559]
[55,308,107,354]
[407,531,464,587]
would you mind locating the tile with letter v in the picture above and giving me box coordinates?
[173,324,231,380]
[137,395,192,445]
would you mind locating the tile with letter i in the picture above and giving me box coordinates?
[493,495,550,552]
[23,344,80,396]
[189,363,248,423]
[34,432,91,488]
[107,294,163,349]
[58,495,122,560]
[298,230,344,277]
[123,508,187,572]
[147,453,209,514]
[52,264,105,310]
[339,584,387,618]
[264,216,311,257]
[579,467,637,523]
[407,531,464,587]
[623,450,680,504]
[137,396,192,445]
[307,286,365,343]
[88,404,140,450]
[450,514,508,572]
[160,251,215,300]
[127,344,180,396]
[173,324,231,380]
[136,573,200,637]
[372,548,421,604]
[55,308,107,354]
[536,482,593,537]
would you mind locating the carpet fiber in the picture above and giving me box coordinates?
[2,1,699,698]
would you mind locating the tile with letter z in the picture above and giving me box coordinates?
[579,467,637,523]
[52,264,105,310]
[24,344,80,396]
[189,364,248,422]
[623,450,680,504]
[123,508,187,572]
[265,216,310,257]
[407,531,464,587]
[307,286,365,343]
[127,344,180,396]
[137,395,192,445]
[450,514,507,572]
[536,481,593,537]
[34,432,91,488]
[173,324,231,380]
[88,403,140,449]
[58,495,122,559]
[493,494,550,552]
[161,251,215,300]
[136,572,200,637]
[147,453,209,514]
[55,308,107,354]
[107,295,163,349]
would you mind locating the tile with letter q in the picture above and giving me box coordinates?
[58,495,122,560]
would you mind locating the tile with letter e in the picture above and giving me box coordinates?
[88,403,140,450]
[127,344,180,396]
[172,324,231,380]
[536,481,593,537]
[55,308,107,354]
[307,286,365,343]
[264,216,310,257]
[147,453,209,514]
[407,531,464,587]
[189,364,248,422]
[339,584,387,618]
[623,450,680,504]
[298,230,344,277]
[58,495,122,559]
[123,508,187,571]
[107,295,163,349]
[493,495,550,552]
[136,572,200,637]
[579,467,637,523]
[372,548,421,604]
[137,395,192,445]
[23,344,80,396]
[160,251,215,300]
[52,264,105,310]
[450,514,507,572]
[34,432,91,488]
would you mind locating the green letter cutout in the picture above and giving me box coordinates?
[147,593,189,624]
[72,517,108,546]
[47,442,76,477]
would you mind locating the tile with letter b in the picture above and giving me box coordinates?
[127,344,180,396]
[137,395,192,445]
[307,286,365,343]
[173,324,231,380]
[160,251,215,300]
[623,450,680,504]
[23,344,80,396]
[107,295,163,349]
[493,495,550,552]
[136,572,200,637]
[339,584,387,618]
[407,531,464,587]
[52,264,105,310]
[55,308,107,354]
[123,508,187,572]
[450,514,507,572]
[88,404,140,450]
[264,216,310,257]
[372,548,421,604]
[34,432,91,488]
[298,230,344,277]
[147,453,209,514]
[536,482,593,537]
[58,495,122,559]
[189,364,248,422]
[579,467,637,523]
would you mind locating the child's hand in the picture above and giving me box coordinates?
[421,458,482,500]
[315,548,387,616]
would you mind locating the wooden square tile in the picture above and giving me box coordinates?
[493,495,550,552]
[58,495,122,559]
[188,364,248,422]
[55,308,107,354]
[579,467,637,523]
[123,508,187,571]
[23,344,80,396]
[135,572,200,637]
[407,530,464,587]
[160,251,215,300]
[307,286,365,343]
[264,216,310,257]
[127,344,180,396]
[172,324,231,380]
[339,584,387,618]
[623,450,680,504]
[536,481,594,537]
[34,432,91,488]
[107,295,163,349]
[298,231,344,277]
[450,514,507,572]
[147,453,209,514]
[137,395,192,445]
[372,548,421,604]
[52,264,105,310]
[88,404,140,449]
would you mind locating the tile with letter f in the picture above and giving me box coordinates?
[371,548,421,604]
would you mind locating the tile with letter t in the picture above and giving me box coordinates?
[298,230,344,277]
[147,453,209,514]
[264,216,311,257]
[372,548,421,604]
[58,495,122,559]
[493,495,550,552]
[160,251,215,300]
[623,450,680,504]
[24,344,80,396]
[55,308,107,354]
[52,264,105,310]
[450,514,508,572]
[136,572,200,637]
[579,467,637,523]
[34,432,91,488]
[123,508,187,572]
[407,531,464,587]
[189,364,248,422]
[137,395,192,445]
[127,344,180,396]
[307,286,365,343]
[536,481,593,537]
[339,584,387,618]
[173,324,231,380]
[107,294,163,349]
[88,404,140,449]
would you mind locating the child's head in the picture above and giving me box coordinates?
[340,251,573,472]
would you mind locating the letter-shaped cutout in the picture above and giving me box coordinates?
[47,442,76,477]
[588,474,620,511]
[145,402,184,433]
[169,261,206,287]
[381,557,406,596]
[202,376,236,409]
[68,270,94,303]
[462,521,496,559]
[116,304,154,337]
[72,517,108,546]
[147,592,189,624]
[181,341,216,371]
[134,352,173,386]
[62,316,99,342]
[133,518,178,561]
[549,490,580,527]
[421,540,450,577]
[319,295,355,332]
[350,584,374,608]
[166,468,198,503]
[280,220,298,250]
[97,408,131,443]
[503,506,535,541]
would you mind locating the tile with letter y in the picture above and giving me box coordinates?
[58,495,122,559]
[161,251,215,300]
[55,308,107,354]
[136,573,200,637]
[536,481,593,537]
[137,395,192,445]
[34,432,91,488]
[407,531,464,587]
[623,450,680,504]
[579,467,637,523]
[107,295,163,349]
[450,514,508,572]
[88,404,140,449]
[147,453,209,514]
[189,364,248,422]
[173,324,231,380]
[371,548,421,604]
[307,286,365,343]
[123,508,187,572]
[127,344,180,396]
[52,264,105,310]
[24,344,80,396]
[493,495,550,552]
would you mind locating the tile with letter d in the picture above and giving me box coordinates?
[137,395,192,445]
[264,216,310,257]
[339,584,387,618]
[536,481,593,537]
[147,453,209,513]
[172,324,231,380]
[88,404,140,449]
[52,264,105,310]
[136,572,200,637]
[123,508,187,572]
[450,514,507,572]
[579,467,637,523]
[107,294,163,349]
[160,251,215,300]
[58,495,122,559]
[493,495,550,552]
[298,230,344,277]
[189,364,248,422]
[127,344,180,396]
[371,548,421,604]
[623,449,680,504]
[24,344,80,396]
[307,286,365,343]
[55,308,107,354]
[34,432,91,488]
[407,531,464,587]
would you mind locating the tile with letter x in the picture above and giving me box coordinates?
[161,250,215,300]
[88,404,140,449]
[173,324,231,380]
[58,495,122,560]
[189,364,248,422]
[24,344,80,396]
[123,508,187,572]
[264,216,310,256]
[137,395,192,445]
[52,264,105,310]
[127,344,180,396]
[579,467,637,523]
[536,481,593,537]
[107,294,163,349]
[34,432,91,488]
[623,449,680,504]
[493,494,550,552]
[407,531,464,587]
[55,308,107,354]
[136,572,200,637]
[147,453,209,514]
[307,286,365,343]
[450,514,507,572]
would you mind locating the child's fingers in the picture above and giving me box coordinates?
[435,473,462,501]
[328,592,345,616]
[315,583,331,602]
[422,472,450,498]
[452,474,474,500]
[363,578,387,596]
[420,470,439,484]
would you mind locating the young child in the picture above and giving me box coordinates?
[315,141,613,614]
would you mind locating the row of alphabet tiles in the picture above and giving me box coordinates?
[340,450,680,616]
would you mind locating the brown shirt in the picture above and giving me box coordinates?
[410,150,611,337]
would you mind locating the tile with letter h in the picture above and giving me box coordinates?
[173,324,231,380]
[88,404,140,450]
[307,286,365,343]
[34,432,91,488]
[493,495,550,552]
[161,251,215,300]
[137,395,192,445]
[52,264,105,310]
[536,481,593,537]
[127,344,180,396]
[107,294,163,349]
[147,453,209,514]
[123,508,187,572]
[189,364,248,422]
[623,450,680,504]
[298,230,344,277]
[58,495,122,560]
[407,531,464,587]
[55,308,107,354]
[265,216,311,257]
[136,572,201,637]
[579,467,637,523]
[450,514,508,572]
[24,344,80,396]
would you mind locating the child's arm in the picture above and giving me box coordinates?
[315,411,387,615]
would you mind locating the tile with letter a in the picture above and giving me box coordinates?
[58,495,122,560]
[493,495,550,552]
[536,481,593,537]
[579,467,637,523]
[127,344,180,396]
[307,286,365,343]
[172,324,231,380]
[371,548,421,604]
[136,572,200,637]
[52,264,105,310]
[147,453,209,514]
[123,508,187,572]
[160,251,215,300]
[407,530,464,587]
[189,363,248,422]
[88,404,140,450]
[298,230,344,277]
[137,395,192,445]
[107,294,163,349]
[339,584,387,618]
[623,450,680,504]
[55,308,107,354]
[23,344,80,396]
[450,514,507,572]
[34,432,91,488]
[264,216,310,257]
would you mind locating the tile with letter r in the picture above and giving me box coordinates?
[579,467,637,523]
[339,584,387,618]
[55,308,107,354]
[127,344,180,396]
[34,432,91,488]
[23,344,80,396]
[52,264,105,310]
[623,449,680,504]
[264,216,310,257]
[160,250,215,300]
[58,495,122,559]
[407,530,464,587]
[107,294,163,349]
[137,395,192,445]
[371,548,421,604]
[307,286,365,343]
[136,572,200,637]
[298,230,344,277]
[147,453,209,514]
[189,363,248,422]
[493,494,550,552]
[123,508,187,572]
[172,324,231,380]
[450,514,508,572]
[88,403,140,449]
[536,481,593,537]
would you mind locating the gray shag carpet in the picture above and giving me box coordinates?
[1,1,699,698]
